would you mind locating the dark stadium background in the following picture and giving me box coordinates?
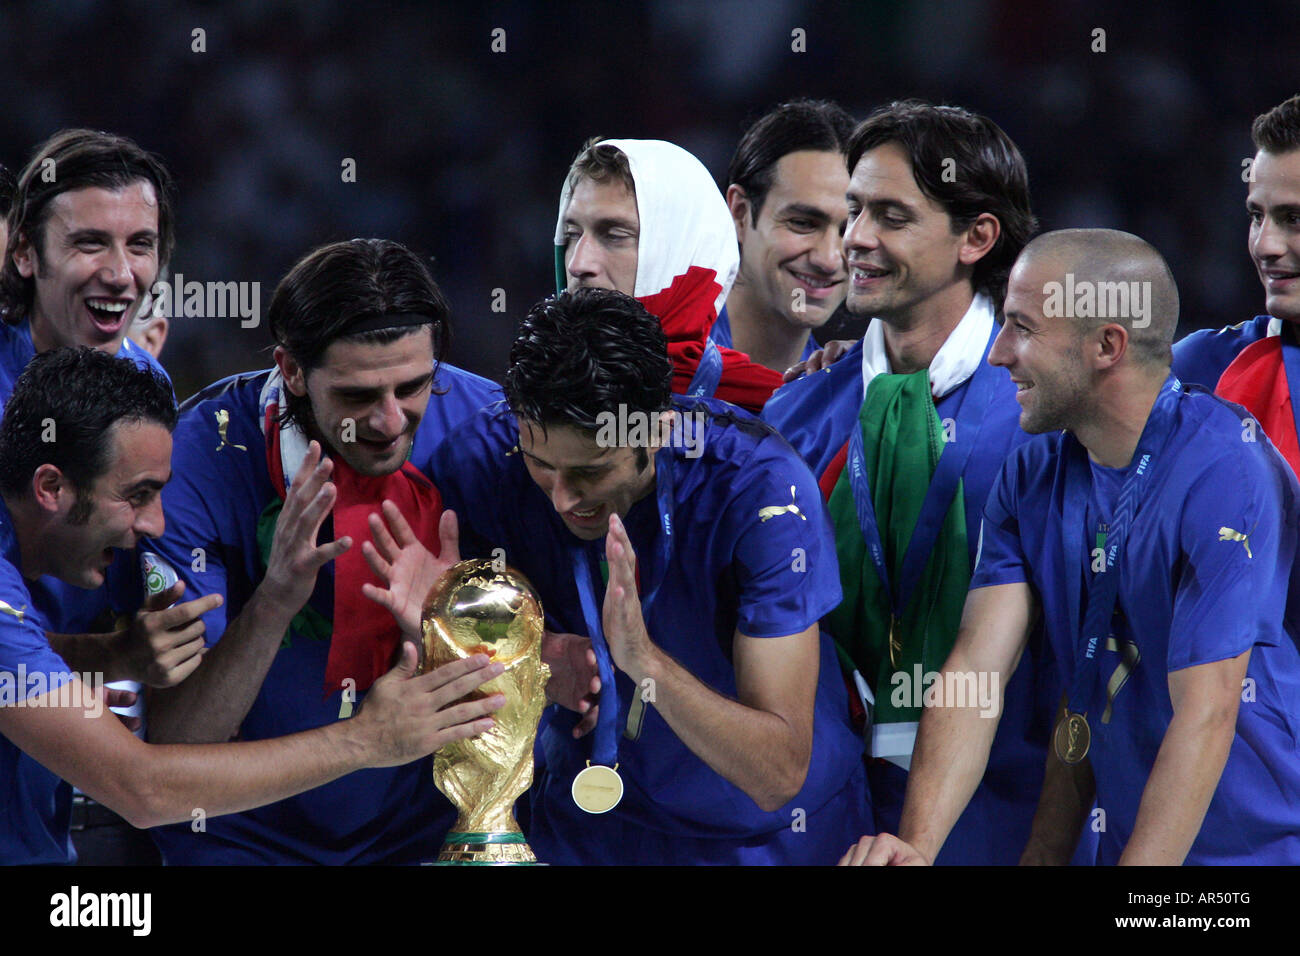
[1,0,1296,401]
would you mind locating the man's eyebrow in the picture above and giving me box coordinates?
[123,476,169,495]
[778,202,833,222]
[865,197,918,216]
[520,448,612,470]
[1251,200,1300,217]
[565,215,638,231]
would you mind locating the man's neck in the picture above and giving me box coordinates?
[879,284,975,375]
[1073,370,1167,469]
[3,493,45,581]
[725,285,812,373]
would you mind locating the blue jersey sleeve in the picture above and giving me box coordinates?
[970,454,1030,589]
[727,442,842,638]
[0,578,71,702]
[1169,446,1291,671]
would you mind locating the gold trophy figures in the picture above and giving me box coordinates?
[419,559,549,864]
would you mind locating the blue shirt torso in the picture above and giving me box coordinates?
[762,332,1065,865]
[431,397,869,864]
[973,384,1300,864]
[146,362,501,864]
[0,496,77,865]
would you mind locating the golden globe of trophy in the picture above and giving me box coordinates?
[418,558,549,865]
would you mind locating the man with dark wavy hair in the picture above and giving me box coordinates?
[763,100,1062,864]
[132,238,582,865]
[417,287,867,864]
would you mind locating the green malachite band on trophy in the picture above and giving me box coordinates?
[443,831,529,845]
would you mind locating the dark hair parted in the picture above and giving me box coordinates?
[505,288,673,432]
[0,165,16,219]
[267,238,451,430]
[566,137,636,196]
[1,129,177,324]
[0,347,176,498]
[1252,94,1300,154]
[846,100,1037,307]
[728,98,856,224]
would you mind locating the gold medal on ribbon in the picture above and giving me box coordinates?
[572,762,624,814]
[888,615,902,669]
[1053,711,1091,764]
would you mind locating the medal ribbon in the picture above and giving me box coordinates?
[570,448,676,768]
[844,337,1000,631]
[1062,376,1183,718]
[685,338,724,399]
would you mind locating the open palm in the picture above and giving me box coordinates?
[361,502,462,639]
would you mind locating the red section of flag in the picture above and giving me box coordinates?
[1216,335,1300,478]
[328,462,443,696]
[638,265,783,413]
[819,440,850,502]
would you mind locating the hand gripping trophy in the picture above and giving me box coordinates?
[420,559,549,864]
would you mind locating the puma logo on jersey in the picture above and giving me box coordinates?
[759,485,806,523]
[1218,527,1252,559]
[0,599,25,622]
[214,410,248,452]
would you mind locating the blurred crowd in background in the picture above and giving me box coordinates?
[1,0,1295,399]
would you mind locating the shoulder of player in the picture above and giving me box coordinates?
[169,370,270,472]
[0,559,51,643]
[671,398,821,522]
[1172,315,1271,365]
[432,360,503,403]
[118,338,172,381]
[430,400,519,480]
[762,340,865,424]
[1166,387,1290,490]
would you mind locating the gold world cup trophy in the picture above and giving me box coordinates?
[418,558,549,864]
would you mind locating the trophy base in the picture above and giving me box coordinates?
[429,830,541,865]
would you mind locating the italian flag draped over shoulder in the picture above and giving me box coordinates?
[554,138,783,412]
[821,372,970,766]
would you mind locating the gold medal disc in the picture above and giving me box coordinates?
[1053,712,1091,764]
[572,764,624,814]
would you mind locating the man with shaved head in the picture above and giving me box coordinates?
[842,228,1300,865]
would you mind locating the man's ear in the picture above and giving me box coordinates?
[725,184,751,245]
[1094,322,1131,370]
[957,213,1002,269]
[12,230,38,279]
[139,316,169,359]
[274,346,308,397]
[31,464,68,514]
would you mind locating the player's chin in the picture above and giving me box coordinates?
[350,438,413,475]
